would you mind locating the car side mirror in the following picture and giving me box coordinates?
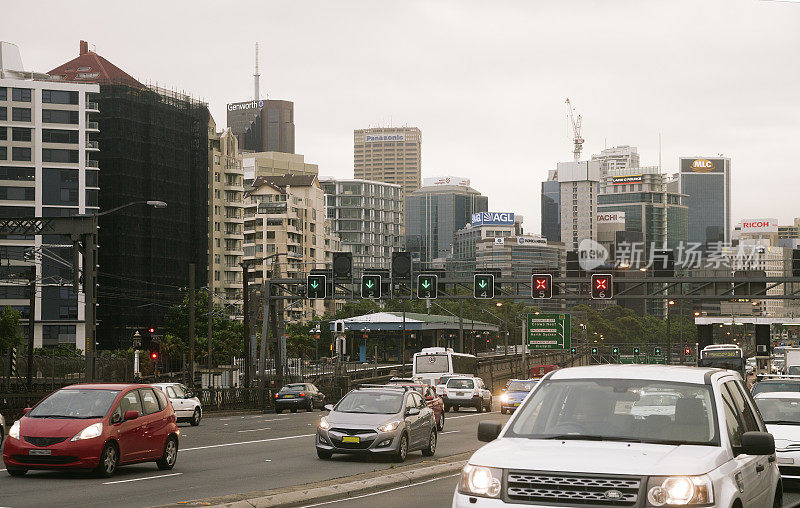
[406,407,420,416]
[324,404,334,412]
[478,421,503,442]
[124,410,139,421]
[741,431,775,456]
[22,407,31,415]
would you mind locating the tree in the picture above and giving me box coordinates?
[0,306,22,351]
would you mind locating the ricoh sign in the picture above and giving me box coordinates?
[471,212,515,226]
[227,100,264,111]
[740,219,778,233]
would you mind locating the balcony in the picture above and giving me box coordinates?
[86,159,99,168]
[86,121,99,131]
[86,102,99,112]
[85,140,99,151]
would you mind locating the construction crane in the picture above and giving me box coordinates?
[565,98,583,162]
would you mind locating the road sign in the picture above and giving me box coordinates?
[361,274,381,299]
[526,313,571,350]
[307,274,326,299]
[591,273,613,299]
[531,274,553,299]
[417,274,438,299]
[474,274,494,299]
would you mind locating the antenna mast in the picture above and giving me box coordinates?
[254,42,260,101]
[565,98,584,162]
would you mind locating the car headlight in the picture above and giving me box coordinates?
[318,417,331,430]
[71,422,103,441]
[8,420,20,440]
[500,394,509,402]
[378,420,402,433]
[458,464,502,498]
[647,475,714,506]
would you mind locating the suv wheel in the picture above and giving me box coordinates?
[422,429,437,457]
[393,433,408,463]
[476,400,483,413]
[486,397,492,412]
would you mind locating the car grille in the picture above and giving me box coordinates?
[329,428,377,449]
[506,471,642,506]
[779,465,800,477]
[13,455,79,465]
[24,436,68,447]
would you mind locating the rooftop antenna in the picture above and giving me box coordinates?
[254,42,260,101]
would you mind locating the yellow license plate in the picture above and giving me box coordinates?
[513,403,520,407]
[282,395,293,398]
[342,436,360,443]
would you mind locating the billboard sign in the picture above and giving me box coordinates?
[471,212,515,226]
[517,236,547,245]
[227,100,264,111]
[365,132,405,142]
[680,157,726,174]
[611,175,643,185]
[597,212,626,224]
[527,313,571,350]
[423,176,470,187]
[740,219,778,234]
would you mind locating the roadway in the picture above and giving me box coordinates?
[0,408,508,508]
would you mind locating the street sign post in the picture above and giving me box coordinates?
[526,313,571,350]
[417,274,438,299]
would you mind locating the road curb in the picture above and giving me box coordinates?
[154,452,472,508]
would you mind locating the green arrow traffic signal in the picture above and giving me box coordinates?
[417,274,438,299]
[474,274,494,299]
[306,274,327,299]
[421,280,430,288]
[361,274,381,299]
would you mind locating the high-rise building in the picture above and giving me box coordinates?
[242,174,338,321]
[475,234,563,279]
[453,213,523,261]
[0,42,99,348]
[540,169,560,242]
[354,127,421,201]
[591,145,640,178]
[319,178,403,270]
[49,41,210,347]
[679,157,731,247]
[209,121,244,315]
[558,161,600,251]
[405,178,488,264]
[242,151,317,187]
[227,99,294,154]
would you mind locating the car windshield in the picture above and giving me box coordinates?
[447,378,474,389]
[755,397,800,425]
[752,382,800,396]
[29,389,120,419]
[281,384,305,392]
[507,381,536,392]
[788,366,800,376]
[415,354,449,374]
[334,391,403,414]
[506,379,719,446]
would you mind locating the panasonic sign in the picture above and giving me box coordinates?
[471,212,515,226]
[365,133,405,142]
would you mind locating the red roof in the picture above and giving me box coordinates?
[47,40,142,87]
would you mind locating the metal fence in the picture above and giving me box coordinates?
[0,354,135,392]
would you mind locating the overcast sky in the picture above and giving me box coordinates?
[5,0,800,232]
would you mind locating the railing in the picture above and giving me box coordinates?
[86,101,99,110]
[85,140,99,149]
[86,159,99,168]
[86,121,99,130]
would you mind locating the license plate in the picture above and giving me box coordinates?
[778,457,794,465]
[456,392,465,396]
[342,436,360,443]
[514,403,520,407]
[282,395,293,398]
[29,449,52,456]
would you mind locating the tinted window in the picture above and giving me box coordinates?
[0,166,34,181]
[720,382,746,449]
[12,108,31,121]
[140,389,160,415]
[12,88,31,102]
[447,378,475,389]
[42,90,79,104]
[725,381,760,433]
[12,147,31,161]
[42,148,78,163]
[0,87,6,100]
[0,107,5,121]
[42,129,79,144]
[12,128,31,141]
[42,109,79,124]
[0,186,35,201]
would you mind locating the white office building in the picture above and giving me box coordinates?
[558,161,600,251]
[591,145,640,178]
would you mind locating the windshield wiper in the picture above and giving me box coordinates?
[540,434,643,443]
[764,420,800,425]
[29,415,84,419]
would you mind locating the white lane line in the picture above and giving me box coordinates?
[219,418,232,421]
[237,427,272,433]
[0,468,6,472]
[182,433,316,452]
[254,417,289,423]
[439,430,460,435]
[448,411,498,420]
[298,473,460,507]
[103,472,182,485]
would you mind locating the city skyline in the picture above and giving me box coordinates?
[4,0,799,232]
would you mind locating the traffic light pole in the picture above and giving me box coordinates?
[667,306,672,365]
[240,263,251,388]
[26,266,35,389]
[188,263,195,387]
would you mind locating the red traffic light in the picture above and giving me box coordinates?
[148,328,155,334]
[591,274,613,299]
[531,274,553,299]
[150,352,158,360]
[684,347,691,355]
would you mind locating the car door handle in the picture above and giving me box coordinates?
[756,464,765,473]
[768,455,776,463]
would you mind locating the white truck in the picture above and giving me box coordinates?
[784,347,800,375]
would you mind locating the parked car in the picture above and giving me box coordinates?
[275,383,326,413]
[754,391,800,480]
[152,382,202,426]
[383,382,445,431]
[0,411,5,446]
[316,385,436,462]
[500,379,537,414]
[443,376,492,412]
[455,364,781,507]
[3,384,179,478]
[752,376,800,397]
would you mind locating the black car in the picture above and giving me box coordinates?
[275,383,326,413]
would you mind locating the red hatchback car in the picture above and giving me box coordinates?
[3,384,179,478]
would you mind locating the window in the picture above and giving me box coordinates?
[0,186,35,201]
[11,88,31,102]
[154,388,169,410]
[166,386,177,398]
[172,385,186,398]
[0,127,5,140]
[85,170,99,187]
[12,128,31,142]
[0,87,6,100]
[42,148,78,163]
[42,89,78,104]
[720,381,746,450]
[86,189,98,207]
[12,108,31,122]
[0,146,5,160]
[0,107,5,120]
[42,129,79,144]
[726,381,760,433]
[139,388,161,415]
[12,147,31,161]
[118,390,144,416]
[42,109,79,124]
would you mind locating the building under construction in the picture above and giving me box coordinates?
[49,42,209,348]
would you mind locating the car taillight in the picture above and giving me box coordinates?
[275,393,279,398]
[473,389,480,397]
[300,392,306,397]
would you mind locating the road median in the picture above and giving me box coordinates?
[153,452,471,508]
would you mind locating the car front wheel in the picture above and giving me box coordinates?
[393,433,408,463]
[6,467,27,477]
[437,411,445,431]
[156,436,178,470]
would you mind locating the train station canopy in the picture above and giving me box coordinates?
[329,312,499,332]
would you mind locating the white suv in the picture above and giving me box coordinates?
[152,383,202,426]
[455,364,782,507]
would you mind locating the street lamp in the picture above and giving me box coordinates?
[96,200,167,217]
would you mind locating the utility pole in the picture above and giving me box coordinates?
[188,263,195,387]
[27,265,35,388]
[207,286,213,374]
[667,304,672,364]
[458,300,464,353]
[401,300,407,376]
[240,262,251,388]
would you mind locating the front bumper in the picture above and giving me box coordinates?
[500,400,523,411]
[452,492,522,507]
[2,436,104,470]
[316,427,402,455]
[775,449,800,479]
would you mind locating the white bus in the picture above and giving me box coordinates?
[412,347,478,386]
[698,343,746,378]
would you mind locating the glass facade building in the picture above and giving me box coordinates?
[541,170,560,242]
[679,157,731,247]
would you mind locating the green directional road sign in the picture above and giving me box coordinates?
[306,274,327,299]
[526,313,571,350]
[474,274,494,299]
[361,274,381,299]
[417,274,438,299]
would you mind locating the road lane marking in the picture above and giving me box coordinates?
[449,411,499,420]
[440,430,460,435]
[103,472,183,485]
[237,427,272,433]
[297,473,460,507]
[182,433,316,451]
